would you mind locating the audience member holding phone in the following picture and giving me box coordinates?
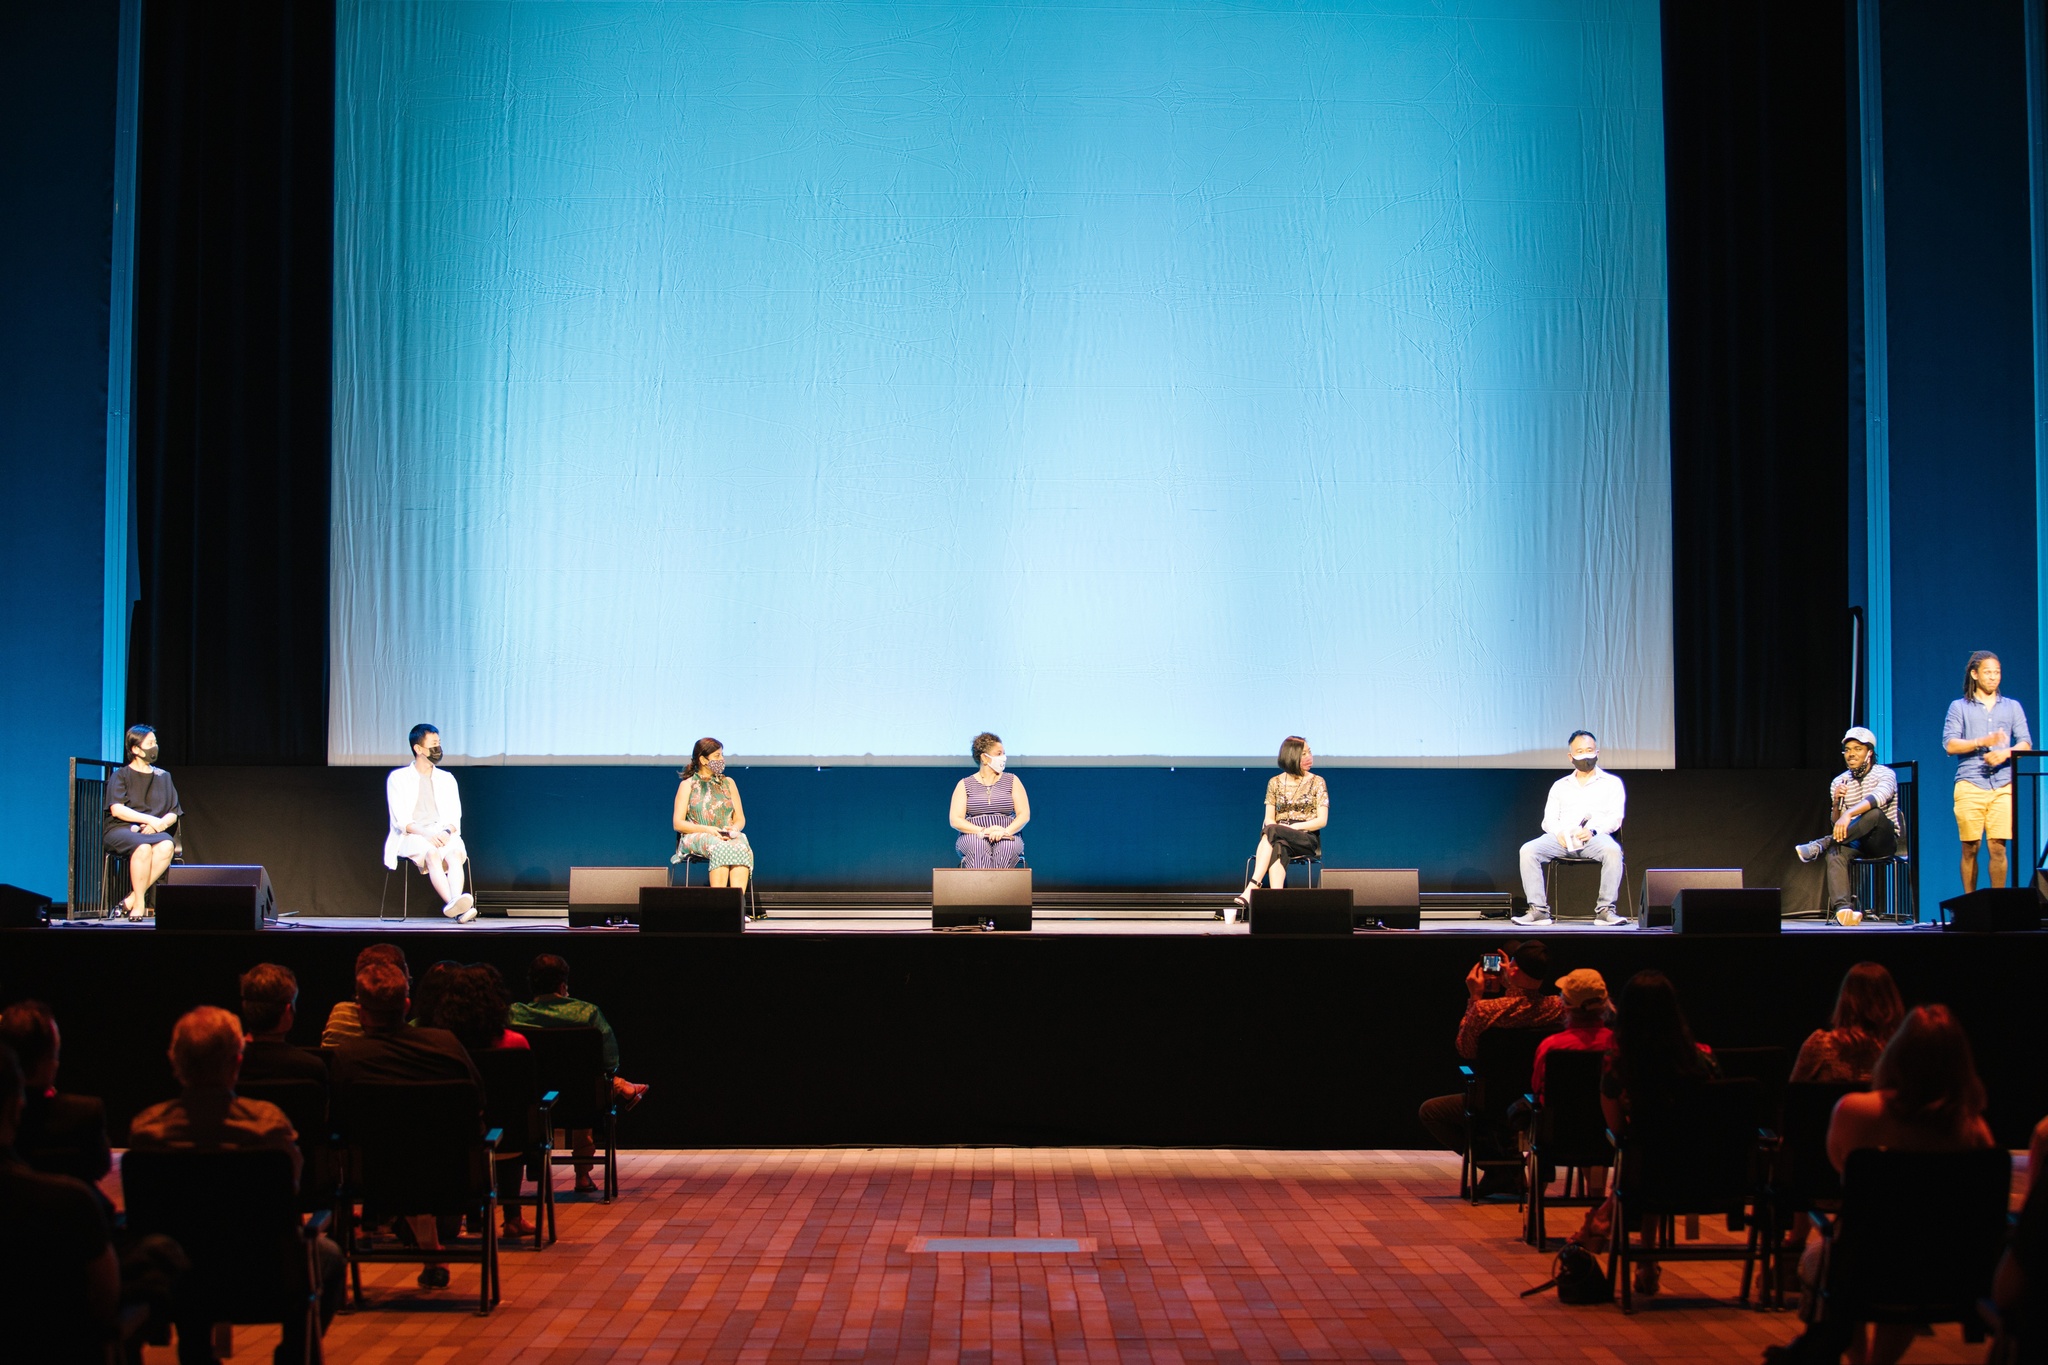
[1415,940,1563,1176]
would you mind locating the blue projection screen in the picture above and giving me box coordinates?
[332,0,1672,766]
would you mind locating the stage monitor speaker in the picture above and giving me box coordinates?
[156,865,273,930]
[1248,888,1355,935]
[0,883,51,928]
[1640,868,1744,929]
[931,868,1032,930]
[566,866,671,926]
[1941,886,2042,932]
[634,885,745,933]
[1320,869,1420,929]
[1669,886,1780,935]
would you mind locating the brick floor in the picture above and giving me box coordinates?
[133,1148,1993,1363]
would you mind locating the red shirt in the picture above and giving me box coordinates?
[1531,1021,1614,1099]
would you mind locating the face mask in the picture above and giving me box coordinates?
[1572,753,1598,772]
[424,746,443,764]
[707,757,726,778]
[987,753,1007,774]
[138,742,158,763]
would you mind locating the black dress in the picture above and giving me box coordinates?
[103,766,181,856]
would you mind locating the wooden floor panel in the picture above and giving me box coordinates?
[133,1148,1992,1363]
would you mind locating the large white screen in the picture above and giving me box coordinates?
[332,0,1673,766]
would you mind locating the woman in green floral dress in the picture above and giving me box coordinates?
[671,737,754,889]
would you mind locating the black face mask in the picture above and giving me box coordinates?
[424,746,443,765]
[138,743,159,763]
[1571,755,1598,773]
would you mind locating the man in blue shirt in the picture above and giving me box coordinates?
[1942,651,2033,892]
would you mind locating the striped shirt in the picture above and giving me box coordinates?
[1830,763,1900,833]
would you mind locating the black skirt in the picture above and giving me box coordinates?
[104,826,174,856]
[1264,823,1321,860]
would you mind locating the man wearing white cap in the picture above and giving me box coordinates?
[1795,727,1900,916]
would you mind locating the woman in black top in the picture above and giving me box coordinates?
[103,724,181,919]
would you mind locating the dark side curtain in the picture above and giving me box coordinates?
[127,0,332,764]
[1662,0,1855,768]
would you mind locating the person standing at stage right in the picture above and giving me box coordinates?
[1511,731,1628,927]
[1943,651,2032,892]
[950,733,1029,869]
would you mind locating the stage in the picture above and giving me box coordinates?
[12,911,2045,1157]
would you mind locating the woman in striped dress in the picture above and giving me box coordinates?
[949,732,1030,868]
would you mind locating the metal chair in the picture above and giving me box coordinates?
[510,1025,620,1203]
[672,835,761,919]
[1607,1078,1768,1313]
[378,852,476,922]
[1524,1048,1611,1249]
[1459,1025,1559,1203]
[474,1046,559,1248]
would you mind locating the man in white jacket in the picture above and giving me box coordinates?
[1511,730,1628,928]
[384,723,476,922]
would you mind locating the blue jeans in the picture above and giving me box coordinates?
[1519,832,1623,912]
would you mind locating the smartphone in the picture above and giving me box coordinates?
[1481,953,1504,973]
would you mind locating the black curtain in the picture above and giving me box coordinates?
[128,0,332,765]
[1662,0,1856,768]
[126,0,1858,769]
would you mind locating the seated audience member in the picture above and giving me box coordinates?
[321,942,410,1047]
[1989,1114,2048,1365]
[428,963,530,1054]
[1791,961,1904,1085]
[510,953,650,1193]
[1574,969,1717,1296]
[0,1043,118,1365]
[127,1007,339,1364]
[1767,1006,1997,1365]
[330,960,480,1289]
[236,964,327,1085]
[1414,941,1561,1189]
[0,1000,111,1186]
[408,959,464,1029]
[1530,968,1615,1202]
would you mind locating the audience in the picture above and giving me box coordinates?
[408,959,464,1031]
[1791,961,1904,1085]
[235,964,327,1085]
[1415,940,1562,1185]
[1766,1006,1996,1364]
[428,963,531,1054]
[509,953,650,1194]
[0,999,111,1187]
[1529,968,1614,1202]
[321,943,410,1046]
[1989,1114,2048,1365]
[126,1006,340,1365]
[330,959,481,1288]
[0,1042,119,1364]
[1569,969,1716,1295]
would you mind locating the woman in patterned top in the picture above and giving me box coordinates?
[671,737,754,889]
[1790,961,1903,1084]
[1228,736,1328,919]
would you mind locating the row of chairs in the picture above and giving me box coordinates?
[1460,1029,2011,1331]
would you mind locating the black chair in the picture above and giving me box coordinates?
[673,836,762,918]
[1707,1047,1788,1131]
[237,1078,341,1215]
[1608,1077,1767,1313]
[1758,1081,1863,1307]
[121,1147,332,1365]
[1524,1048,1611,1249]
[1806,1148,2011,1345]
[333,1080,501,1314]
[512,1025,620,1202]
[1459,1025,1558,1202]
[1241,849,1317,892]
[1541,851,1634,921]
[474,1047,559,1248]
[378,852,476,922]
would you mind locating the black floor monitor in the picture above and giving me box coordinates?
[156,865,273,930]
[636,885,745,933]
[1247,888,1355,935]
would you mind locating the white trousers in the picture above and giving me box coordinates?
[393,833,467,901]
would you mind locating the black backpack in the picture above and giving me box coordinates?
[1520,1242,1612,1305]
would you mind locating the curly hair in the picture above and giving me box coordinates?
[427,964,515,1052]
[971,732,1003,763]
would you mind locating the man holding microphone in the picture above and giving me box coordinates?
[1512,730,1628,928]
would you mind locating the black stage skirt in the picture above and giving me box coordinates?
[104,826,174,857]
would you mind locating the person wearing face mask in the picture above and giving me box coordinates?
[1512,730,1628,928]
[1228,735,1328,919]
[382,722,476,922]
[950,732,1029,869]
[103,723,182,920]
[1794,727,1901,919]
[672,737,754,889]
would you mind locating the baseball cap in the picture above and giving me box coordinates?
[1556,968,1609,1010]
[1842,726,1877,748]
[1504,939,1552,983]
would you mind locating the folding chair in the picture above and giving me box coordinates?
[512,1025,619,1202]
[236,1077,341,1215]
[333,1080,501,1314]
[1608,1078,1768,1313]
[1525,1048,1612,1249]
[121,1147,333,1365]
[475,1046,559,1248]
[1459,1026,1559,1203]
[1757,1081,1862,1307]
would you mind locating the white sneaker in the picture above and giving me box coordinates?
[1591,907,1630,928]
[443,892,476,922]
[1510,907,1553,927]
[1795,838,1827,864]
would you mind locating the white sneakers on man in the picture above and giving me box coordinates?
[443,892,478,924]
[1590,907,1631,928]
[1509,906,1553,927]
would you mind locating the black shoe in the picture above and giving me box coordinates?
[1473,1168,1524,1199]
[416,1264,450,1290]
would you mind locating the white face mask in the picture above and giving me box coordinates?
[987,753,1007,774]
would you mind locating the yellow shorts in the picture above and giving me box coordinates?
[1953,781,2013,841]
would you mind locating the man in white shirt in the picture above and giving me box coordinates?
[382,723,476,922]
[1511,730,1628,928]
